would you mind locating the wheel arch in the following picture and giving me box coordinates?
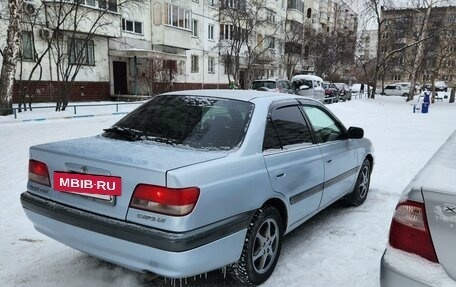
[364,154,374,172]
[263,198,288,233]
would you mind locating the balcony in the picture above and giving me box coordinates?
[152,25,192,52]
[43,0,121,37]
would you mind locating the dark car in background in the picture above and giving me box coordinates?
[333,83,352,101]
[323,82,340,103]
[251,79,296,94]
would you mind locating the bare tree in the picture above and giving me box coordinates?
[45,1,123,111]
[312,31,357,81]
[0,0,22,116]
[282,16,306,79]
[17,2,52,112]
[216,0,278,88]
[145,55,179,95]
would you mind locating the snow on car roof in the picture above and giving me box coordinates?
[162,89,304,102]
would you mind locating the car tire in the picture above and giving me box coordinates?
[230,205,283,286]
[343,159,371,206]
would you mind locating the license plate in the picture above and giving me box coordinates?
[54,172,122,199]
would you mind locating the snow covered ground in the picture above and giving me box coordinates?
[1,93,455,287]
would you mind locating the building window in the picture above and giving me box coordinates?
[266,36,275,49]
[82,0,117,12]
[287,0,304,13]
[165,3,191,30]
[208,24,215,40]
[209,0,217,6]
[266,9,276,22]
[220,24,247,41]
[392,74,401,81]
[192,19,198,37]
[221,0,246,9]
[306,8,312,18]
[303,45,309,59]
[122,19,143,34]
[208,56,215,73]
[22,31,34,61]
[191,55,199,73]
[68,38,95,66]
[220,24,233,40]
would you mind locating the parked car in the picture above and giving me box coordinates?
[291,74,326,102]
[21,90,374,286]
[422,81,448,92]
[333,82,352,101]
[323,82,340,103]
[395,82,421,95]
[380,130,456,286]
[250,79,295,94]
[381,84,409,97]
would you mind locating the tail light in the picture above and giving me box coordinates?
[130,184,200,216]
[29,160,51,186]
[389,200,438,262]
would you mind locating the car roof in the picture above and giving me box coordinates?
[252,79,290,82]
[162,89,313,103]
[291,74,323,81]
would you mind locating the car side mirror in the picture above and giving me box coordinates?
[347,127,364,139]
[300,85,310,90]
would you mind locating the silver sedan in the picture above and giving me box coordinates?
[22,90,374,285]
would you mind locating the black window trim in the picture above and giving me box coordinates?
[263,99,316,152]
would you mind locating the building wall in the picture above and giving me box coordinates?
[381,6,456,86]
[0,0,360,103]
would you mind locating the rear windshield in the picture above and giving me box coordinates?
[103,95,254,151]
[251,81,276,90]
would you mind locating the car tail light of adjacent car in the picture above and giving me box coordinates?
[29,159,51,186]
[389,200,438,263]
[130,184,200,216]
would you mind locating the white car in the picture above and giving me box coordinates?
[291,74,325,102]
[381,84,410,97]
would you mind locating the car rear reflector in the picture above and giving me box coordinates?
[29,160,51,186]
[130,184,200,216]
[389,200,438,263]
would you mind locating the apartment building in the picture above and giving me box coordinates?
[358,29,377,60]
[0,0,359,102]
[381,6,456,86]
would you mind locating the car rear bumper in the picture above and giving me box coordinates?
[21,192,250,278]
[380,246,455,287]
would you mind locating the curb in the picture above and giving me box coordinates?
[0,111,128,125]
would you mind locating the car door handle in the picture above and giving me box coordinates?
[326,158,333,163]
[274,170,285,178]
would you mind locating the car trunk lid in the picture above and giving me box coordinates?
[28,135,228,220]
